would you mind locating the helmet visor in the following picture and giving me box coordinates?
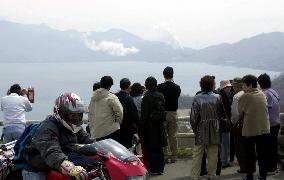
[68,112,84,126]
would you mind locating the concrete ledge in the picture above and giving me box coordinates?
[177,133,195,148]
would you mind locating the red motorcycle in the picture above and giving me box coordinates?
[47,139,147,180]
[1,139,147,180]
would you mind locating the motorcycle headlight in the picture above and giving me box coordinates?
[127,175,147,180]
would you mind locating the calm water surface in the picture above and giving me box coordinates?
[0,61,280,120]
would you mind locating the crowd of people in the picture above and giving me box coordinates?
[0,67,282,180]
[190,73,281,180]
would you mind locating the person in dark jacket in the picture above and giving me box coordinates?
[157,66,181,163]
[116,78,139,149]
[23,93,95,180]
[141,76,167,175]
[218,80,233,169]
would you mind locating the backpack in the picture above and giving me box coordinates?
[12,118,60,170]
[150,93,166,123]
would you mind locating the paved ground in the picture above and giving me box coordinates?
[149,158,284,180]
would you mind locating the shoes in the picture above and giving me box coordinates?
[149,171,163,176]
[200,171,208,176]
[267,167,280,176]
[267,170,279,176]
[241,177,254,180]
[164,158,176,163]
[164,159,170,163]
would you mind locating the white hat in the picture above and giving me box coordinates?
[220,80,232,89]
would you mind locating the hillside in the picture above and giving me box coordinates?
[188,32,284,72]
[1,20,284,72]
[272,73,284,112]
[0,20,193,63]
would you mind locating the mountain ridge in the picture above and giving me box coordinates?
[0,20,283,72]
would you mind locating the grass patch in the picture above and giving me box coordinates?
[165,147,193,159]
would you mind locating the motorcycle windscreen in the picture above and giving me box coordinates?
[94,139,136,162]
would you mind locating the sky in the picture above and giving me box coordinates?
[0,0,284,49]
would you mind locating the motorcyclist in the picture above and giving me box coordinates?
[22,92,95,180]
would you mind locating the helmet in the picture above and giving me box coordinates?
[54,92,87,126]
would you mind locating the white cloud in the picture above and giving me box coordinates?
[82,34,139,56]
[153,23,183,49]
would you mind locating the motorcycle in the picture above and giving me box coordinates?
[0,139,147,180]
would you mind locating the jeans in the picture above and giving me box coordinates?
[3,125,26,143]
[220,132,230,165]
[22,169,47,180]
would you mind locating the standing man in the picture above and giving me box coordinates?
[1,84,32,143]
[141,76,167,175]
[116,78,139,149]
[158,66,181,163]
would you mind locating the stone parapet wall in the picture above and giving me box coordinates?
[1,113,283,149]
[177,113,284,148]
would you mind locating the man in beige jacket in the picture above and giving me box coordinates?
[238,74,270,180]
[88,76,123,141]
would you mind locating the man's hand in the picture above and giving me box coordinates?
[21,88,28,96]
[60,160,88,180]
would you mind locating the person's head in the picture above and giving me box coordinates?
[100,76,113,90]
[220,80,232,93]
[93,82,101,91]
[163,66,174,79]
[232,77,243,93]
[242,74,258,92]
[145,76,157,91]
[257,73,271,89]
[200,75,215,93]
[130,82,144,97]
[54,92,87,126]
[120,78,131,92]
[10,84,21,95]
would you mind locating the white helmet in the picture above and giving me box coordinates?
[54,93,87,129]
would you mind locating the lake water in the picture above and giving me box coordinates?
[0,61,280,120]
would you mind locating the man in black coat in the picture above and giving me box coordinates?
[141,76,167,175]
[116,78,139,149]
[157,66,181,162]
